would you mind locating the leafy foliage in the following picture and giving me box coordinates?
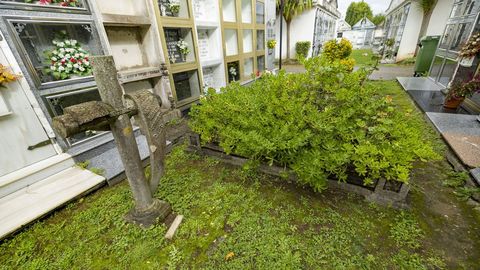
[322,38,355,71]
[276,0,312,22]
[189,56,439,191]
[0,145,460,269]
[372,14,386,26]
[295,41,311,60]
[345,1,373,26]
[419,0,438,15]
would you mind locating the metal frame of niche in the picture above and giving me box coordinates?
[0,4,108,150]
[43,86,108,147]
[4,17,102,89]
[220,0,265,83]
[429,1,480,88]
[153,0,204,110]
[0,0,90,14]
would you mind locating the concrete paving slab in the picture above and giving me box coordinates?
[427,112,480,168]
[397,77,445,91]
[370,65,414,80]
[426,112,480,136]
[443,133,480,168]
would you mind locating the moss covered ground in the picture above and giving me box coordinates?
[0,81,479,269]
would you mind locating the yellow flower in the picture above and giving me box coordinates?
[385,95,393,103]
[225,251,235,260]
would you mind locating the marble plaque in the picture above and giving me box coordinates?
[197,30,210,59]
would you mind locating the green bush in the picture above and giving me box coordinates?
[295,41,311,59]
[322,39,355,71]
[322,38,353,61]
[189,56,438,191]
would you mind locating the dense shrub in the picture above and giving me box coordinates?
[189,56,438,191]
[322,38,355,71]
[323,38,353,60]
[295,41,311,59]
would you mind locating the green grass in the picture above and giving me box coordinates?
[0,81,479,269]
[351,49,377,66]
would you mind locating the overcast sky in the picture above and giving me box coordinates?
[337,0,391,18]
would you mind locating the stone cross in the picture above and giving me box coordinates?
[53,56,173,228]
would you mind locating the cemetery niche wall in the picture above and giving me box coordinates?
[155,0,203,109]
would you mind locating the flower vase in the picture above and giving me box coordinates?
[443,95,465,109]
[181,54,187,62]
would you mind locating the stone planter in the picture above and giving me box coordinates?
[187,133,410,208]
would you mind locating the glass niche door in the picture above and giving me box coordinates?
[429,0,480,87]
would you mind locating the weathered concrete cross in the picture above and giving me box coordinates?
[53,56,174,228]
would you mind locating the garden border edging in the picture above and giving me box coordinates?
[187,133,410,208]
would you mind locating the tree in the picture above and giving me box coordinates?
[277,0,313,60]
[345,1,373,26]
[416,0,438,54]
[372,14,386,26]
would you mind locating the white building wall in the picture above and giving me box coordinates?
[396,1,423,61]
[275,9,316,59]
[425,0,454,36]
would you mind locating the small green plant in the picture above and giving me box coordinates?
[385,38,395,48]
[76,160,104,176]
[454,186,480,201]
[443,171,469,188]
[295,41,311,60]
[76,160,90,169]
[267,39,277,49]
[390,212,424,249]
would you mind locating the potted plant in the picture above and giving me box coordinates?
[267,39,276,55]
[459,32,480,67]
[444,75,480,109]
[168,0,181,16]
[176,39,190,62]
[0,64,19,88]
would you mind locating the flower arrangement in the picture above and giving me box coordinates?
[168,0,180,14]
[228,66,237,81]
[267,39,276,49]
[24,0,81,7]
[446,75,480,100]
[459,32,480,58]
[0,64,19,88]
[176,39,190,60]
[385,38,395,47]
[45,33,92,81]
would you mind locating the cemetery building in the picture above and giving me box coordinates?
[383,0,455,62]
[341,17,376,49]
[0,0,274,239]
[275,0,341,58]
[336,19,351,39]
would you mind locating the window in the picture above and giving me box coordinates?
[222,0,236,22]
[7,20,101,88]
[243,29,253,53]
[256,30,264,51]
[173,70,201,101]
[159,0,190,18]
[241,0,252,23]
[244,57,253,77]
[164,27,196,64]
[255,1,264,24]
[225,29,239,56]
[45,88,105,145]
